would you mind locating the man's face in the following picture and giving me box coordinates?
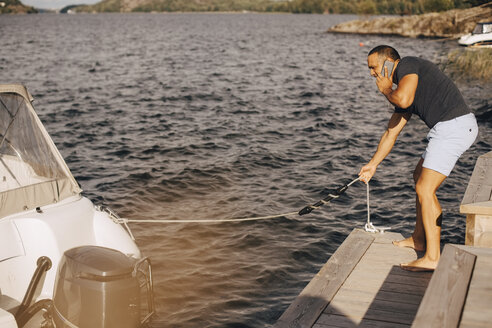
[367,53,383,78]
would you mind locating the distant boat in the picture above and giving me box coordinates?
[458,22,492,48]
[0,84,154,328]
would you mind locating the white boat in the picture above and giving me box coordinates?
[0,84,154,328]
[458,21,492,47]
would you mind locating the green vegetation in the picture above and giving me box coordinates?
[76,0,124,12]
[444,48,492,81]
[132,0,280,12]
[75,0,490,14]
[0,0,37,13]
[280,0,490,15]
[76,0,285,13]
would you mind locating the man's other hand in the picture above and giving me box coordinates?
[376,67,393,94]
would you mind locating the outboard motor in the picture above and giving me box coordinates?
[53,246,154,328]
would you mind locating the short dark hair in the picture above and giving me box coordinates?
[368,45,400,61]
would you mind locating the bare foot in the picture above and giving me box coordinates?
[400,257,438,272]
[392,236,425,252]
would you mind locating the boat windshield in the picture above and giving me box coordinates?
[473,24,483,34]
[473,23,492,35]
[484,23,492,34]
[0,85,81,218]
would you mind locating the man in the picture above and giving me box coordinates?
[359,45,478,271]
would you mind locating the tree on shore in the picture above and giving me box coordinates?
[0,0,37,13]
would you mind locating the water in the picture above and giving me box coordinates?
[1,13,491,327]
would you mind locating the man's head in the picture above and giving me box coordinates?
[367,45,400,77]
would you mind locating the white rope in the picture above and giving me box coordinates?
[364,181,391,234]
[117,211,299,224]
[102,176,390,235]
[113,177,363,225]
[347,177,361,187]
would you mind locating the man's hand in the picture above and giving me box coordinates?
[375,67,393,95]
[359,163,377,184]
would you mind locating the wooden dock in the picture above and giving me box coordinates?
[274,229,492,328]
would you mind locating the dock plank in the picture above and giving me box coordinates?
[324,301,417,325]
[339,275,428,296]
[344,269,431,286]
[273,229,374,328]
[458,246,492,328]
[412,244,476,328]
[314,313,410,328]
[335,287,425,305]
[327,295,420,316]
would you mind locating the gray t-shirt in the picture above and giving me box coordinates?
[393,56,470,128]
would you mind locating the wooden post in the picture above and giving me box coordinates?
[460,151,492,247]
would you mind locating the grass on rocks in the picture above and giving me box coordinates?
[445,47,492,81]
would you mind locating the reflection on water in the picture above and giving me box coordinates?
[1,13,491,327]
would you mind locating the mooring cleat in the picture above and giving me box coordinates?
[365,222,391,234]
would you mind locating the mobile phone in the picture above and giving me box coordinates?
[381,60,395,77]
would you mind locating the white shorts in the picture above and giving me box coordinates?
[422,113,478,176]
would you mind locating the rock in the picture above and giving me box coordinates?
[327,3,492,39]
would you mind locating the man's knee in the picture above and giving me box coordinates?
[415,179,436,200]
[415,180,434,200]
[416,170,446,200]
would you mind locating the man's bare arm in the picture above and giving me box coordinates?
[358,112,411,182]
[377,72,418,109]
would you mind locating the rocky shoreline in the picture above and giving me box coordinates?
[327,3,492,39]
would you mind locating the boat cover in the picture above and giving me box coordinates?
[0,84,82,218]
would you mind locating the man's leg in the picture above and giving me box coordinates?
[401,167,447,271]
[393,158,426,252]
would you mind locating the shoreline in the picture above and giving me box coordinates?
[327,3,492,39]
